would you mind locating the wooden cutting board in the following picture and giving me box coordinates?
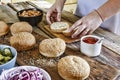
[43,25,80,43]
[0,30,119,80]
[37,16,80,43]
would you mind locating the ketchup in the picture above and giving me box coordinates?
[83,37,98,44]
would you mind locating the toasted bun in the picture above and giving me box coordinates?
[0,21,9,36]
[50,22,69,33]
[10,32,36,51]
[58,56,90,80]
[10,22,32,35]
[39,38,66,57]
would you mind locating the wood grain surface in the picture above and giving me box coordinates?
[43,25,80,43]
[0,1,120,80]
[0,30,119,80]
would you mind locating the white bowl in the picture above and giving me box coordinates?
[0,44,17,74]
[0,66,51,80]
[80,35,103,57]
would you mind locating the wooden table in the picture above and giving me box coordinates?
[0,1,120,80]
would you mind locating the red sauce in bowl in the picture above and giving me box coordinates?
[83,37,98,44]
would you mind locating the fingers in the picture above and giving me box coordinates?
[46,11,52,24]
[87,30,94,35]
[68,20,82,32]
[71,25,86,38]
[57,12,61,22]
[50,17,55,23]
[71,24,94,38]
[78,28,90,38]
[46,12,61,24]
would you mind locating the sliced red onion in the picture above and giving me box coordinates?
[0,67,44,80]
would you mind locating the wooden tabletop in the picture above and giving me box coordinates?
[0,1,120,80]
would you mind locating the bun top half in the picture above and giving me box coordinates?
[39,38,66,57]
[10,22,32,35]
[58,56,90,80]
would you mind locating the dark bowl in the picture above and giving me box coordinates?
[17,8,43,26]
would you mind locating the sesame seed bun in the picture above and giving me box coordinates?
[39,38,66,57]
[58,56,90,80]
[10,22,32,35]
[10,32,36,51]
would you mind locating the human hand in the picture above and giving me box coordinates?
[46,0,65,24]
[68,10,103,38]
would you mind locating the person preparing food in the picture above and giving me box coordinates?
[46,0,120,38]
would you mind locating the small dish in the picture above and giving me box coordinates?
[80,35,103,57]
[0,44,17,74]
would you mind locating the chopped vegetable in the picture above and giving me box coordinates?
[0,54,4,61]
[4,56,12,62]
[3,48,13,57]
[0,48,13,65]
[0,50,2,54]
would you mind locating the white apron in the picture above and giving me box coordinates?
[75,0,120,35]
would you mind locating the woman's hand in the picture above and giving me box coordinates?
[46,0,66,24]
[68,10,103,38]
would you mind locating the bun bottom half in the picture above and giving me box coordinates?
[40,51,64,58]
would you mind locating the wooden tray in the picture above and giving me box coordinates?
[0,30,119,80]
[42,25,80,43]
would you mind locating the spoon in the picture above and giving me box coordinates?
[97,37,104,43]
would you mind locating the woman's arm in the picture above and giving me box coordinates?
[68,0,120,38]
[98,0,120,21]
